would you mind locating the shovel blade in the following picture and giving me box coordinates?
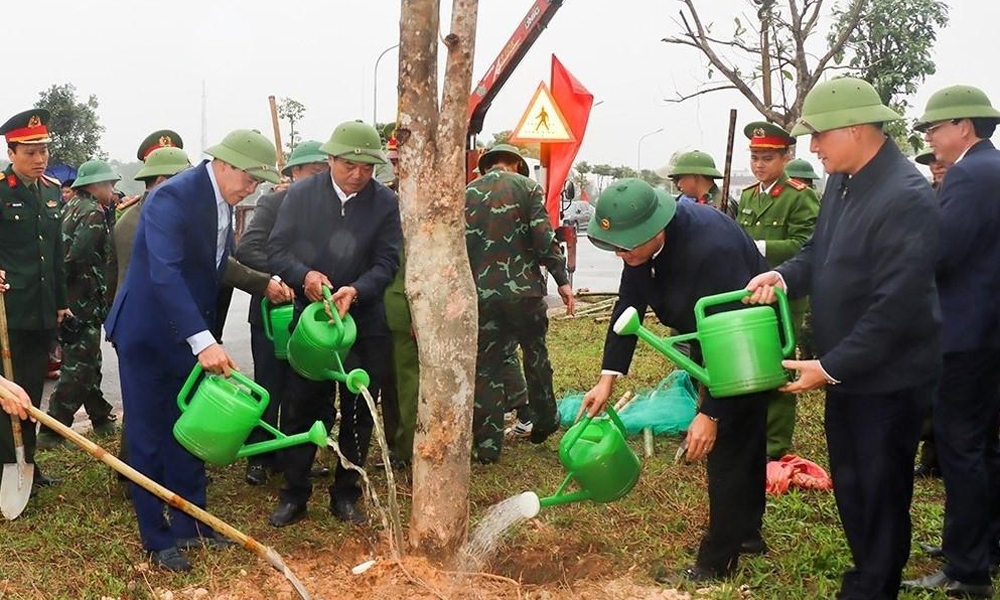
[1,461,34,520]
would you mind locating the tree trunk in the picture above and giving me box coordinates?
[397,0,480,560]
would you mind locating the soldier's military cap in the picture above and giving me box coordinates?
[205,129,281,184]
[137,130,183,161]
[134,147,191,181]
[281,140,327,176]
[914,151,937,166]
[386,137,399,161]
[0,109,52,144]
[320,121,387,165]
[785,158,820,181]
[915,85,1000,131]
[745,121,795,150]
[588,178,676,252]
[668,150,723,179]
[791,78,901,136]
[478,144,529,177]
[72,160,120,188]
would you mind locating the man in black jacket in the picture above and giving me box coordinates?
[903,86,1000,599]
[267,121,402,527]
[747,78,941,600]
[579,178,770,582]
[235,140,326,486]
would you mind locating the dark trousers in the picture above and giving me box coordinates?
[825,384,931,600]
[278,335,388,506]
[695,391,768,571]
[118,351,211,551]
[246,318,289,468]
[0,329,51,466]
[936,350,1000,585]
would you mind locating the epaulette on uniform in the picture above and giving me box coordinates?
[786,178,807,191]
[117,195,141,212]
[0,173,5,183]
[742,181,759,191]
[41,174,61,187]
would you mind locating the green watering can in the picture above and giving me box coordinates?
[286,286,370,394]
[613,288,795,398]
[538,406,641,508]
[261,298,294,359]
[174,364,328,466]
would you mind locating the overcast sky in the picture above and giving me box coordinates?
[4,0,996,177]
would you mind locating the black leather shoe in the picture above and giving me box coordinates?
[148,547,192,572]
[740,537,769,555]
[309,465,331,478]
[268,502,307,528]
[902,570,993,598]
[921,543,945,559]
[330,498,365,525]
[665,564,732,584]
[914,463,942,478]
[245,463,267,486]
[177,531,235,551]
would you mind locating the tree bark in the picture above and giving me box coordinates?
[397,0,480,560]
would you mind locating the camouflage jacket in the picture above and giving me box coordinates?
[465,167,569,300]
[62,191,112,323]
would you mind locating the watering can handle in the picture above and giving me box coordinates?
[321,285,346,335]
[260,298,274,341]
[693,289,757,322]
[773,287,796,358]
[564,405,626,451]
[176,364,271,412]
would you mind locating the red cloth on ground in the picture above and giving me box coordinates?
[766,454,834,495]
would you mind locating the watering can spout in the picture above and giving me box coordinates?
[613,307,710,386]
[236,420,328,460]
[328,367,371,395]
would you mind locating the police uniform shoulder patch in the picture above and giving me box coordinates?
[0,173,5,183]
[786,178,807,191]
[42,174,61,187]
[117,195,140,211]
[742,182,758,191]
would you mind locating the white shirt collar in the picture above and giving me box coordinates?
[760,179,779,195]
[330,175,358,204]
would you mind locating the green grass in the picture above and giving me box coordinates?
[0,315,954,599]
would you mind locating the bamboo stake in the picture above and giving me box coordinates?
[268,95,286,172]
[721,109,738,215]
[0,388,311,600]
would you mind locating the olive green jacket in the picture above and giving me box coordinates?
[0,166,67,330]
[112,192,270,298]
[737,173,820,269]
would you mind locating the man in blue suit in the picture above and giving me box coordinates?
[905,86,1000,598]
[105,130,280,572]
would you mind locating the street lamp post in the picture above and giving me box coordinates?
[637,127,664,173]
[373,43,400,126]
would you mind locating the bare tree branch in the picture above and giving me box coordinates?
[809,0,867,89]
[664,84,740,103]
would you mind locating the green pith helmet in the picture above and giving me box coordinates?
[478,144,530,177]
[785,158,820,181]
[745,120,795,150]
[282,140,327,176]
[668,150,723,179]
[588,178,676,252]
[320,120,387,165]
[914,151,937,166]
[134,147,191,181]
[790,77,901,137]
[136,129,183,161]
[915,85,1000,131]
[72,160,120,188]
[205,129,281,184]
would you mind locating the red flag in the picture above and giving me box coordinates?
[545,56,593,228]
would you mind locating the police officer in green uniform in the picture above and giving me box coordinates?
[785,158,821,188]
[465,144,575,463]
[0,109,67,487]
[738,122,820,459]
[37,161,121,448]
[668,150,737,217]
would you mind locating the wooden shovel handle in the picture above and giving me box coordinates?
[0,294,26,453]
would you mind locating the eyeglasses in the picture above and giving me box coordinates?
[921,120,959,136]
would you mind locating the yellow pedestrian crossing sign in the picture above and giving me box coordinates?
[510,81,575,144]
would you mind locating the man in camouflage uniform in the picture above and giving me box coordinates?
[37,161,121,448]
[0,109,67,488]
[738,121,820,460]
[465,144,575,463]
